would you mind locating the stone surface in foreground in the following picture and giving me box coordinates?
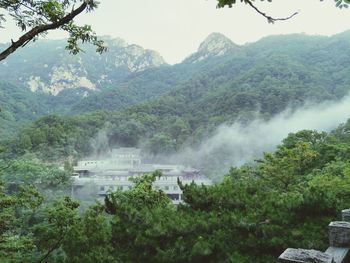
[278,248,334,263]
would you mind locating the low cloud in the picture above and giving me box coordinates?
[171,95,350,179]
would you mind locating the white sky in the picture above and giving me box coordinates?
[1,0,350,64]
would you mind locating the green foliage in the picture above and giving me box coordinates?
[0,157,72,197]
[2,29,350,263]
[0,158,79,262]
[4,113,107,160]
[257,141,319,191]
[2,32,350,158]
[61,204,115,263]
[334,0,350,9]
[0,0,106,60]
[0,179,43,262]
[2,124,350,262]
[33,197,80,263]
[105,171,170,213]
[145,133,176,155]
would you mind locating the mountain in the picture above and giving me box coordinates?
[76,32,350,122]
[6,31,350,158]
[2,31,350,141]
[0,37,166,96]
[183,32,241,64]
[0,32,243,122]
[3,32,350,263]
[0,37,167,137]
[69,32,245,114]
[0,81,47,139]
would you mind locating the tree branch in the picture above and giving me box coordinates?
[37,233,65,263]
[0,1,88,61]
[245,0,298,23]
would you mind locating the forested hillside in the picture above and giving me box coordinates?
[2,0,350,261]
[2,119,350,262]
[1,33,350,168]
[2,33,349,164]
[1,31,350,142]
[0,37,168,137]
[71,31,350,119]
[2,26,350,263]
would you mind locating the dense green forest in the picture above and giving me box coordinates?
[2,31,350,262]
[3,33,350,164]
[2,120,350,262]
[1,31,350,140]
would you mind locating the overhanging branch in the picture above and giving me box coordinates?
[245,0,298,23]
[0,1,88,61]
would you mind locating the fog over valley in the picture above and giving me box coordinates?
[148,95,350,179]
[2,2,350,261]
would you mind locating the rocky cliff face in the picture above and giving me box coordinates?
[104,37,165,72]
[0,37,166,96]
[184,32,240,64]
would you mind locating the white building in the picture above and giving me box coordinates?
[72,148,212,204]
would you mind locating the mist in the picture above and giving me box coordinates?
[86,95,350,181]
[165,95,350,179]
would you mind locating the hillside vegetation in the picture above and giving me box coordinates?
[1,31,350,262]
[2,122,350,262]
[1,31,350,142]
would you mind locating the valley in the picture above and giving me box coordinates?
[2,26,350,262]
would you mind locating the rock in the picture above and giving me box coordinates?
[278,248,334,263]
[184,32,240,64]
[329,221,350,247]
[197,32,236,55]
[325,247,349,263]
[341,209,350,222]
[0,37,167,96]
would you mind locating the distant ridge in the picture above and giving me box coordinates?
[0,37,166,96]
[2,31,350,138]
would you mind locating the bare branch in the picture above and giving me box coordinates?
[245,0,298,23]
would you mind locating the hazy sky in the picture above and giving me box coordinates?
[1,0,350,64]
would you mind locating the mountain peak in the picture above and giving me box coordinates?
[198,32,236,53]
[0,37,167,96]
[102,37,167,71]
[184,32,239,64]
